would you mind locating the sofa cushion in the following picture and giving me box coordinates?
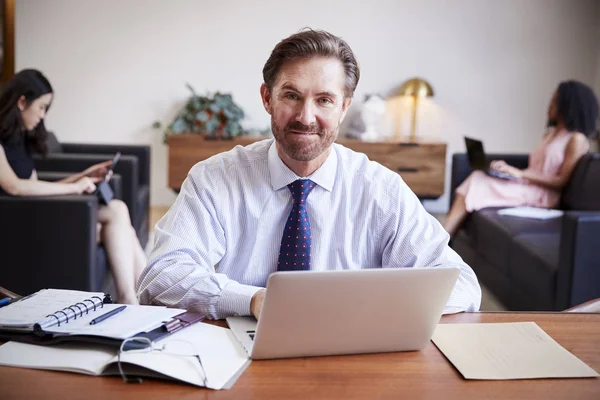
[463,208,563,275]
[508,232,560,309]
[561,153,600,211]
[45,131,63,153]
[134,184,150,224]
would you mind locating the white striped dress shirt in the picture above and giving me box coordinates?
[137,139,481,318]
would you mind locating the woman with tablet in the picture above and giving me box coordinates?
[444,80,598,237]
[0,69,146,304]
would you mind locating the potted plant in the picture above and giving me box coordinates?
[154,83,246,141]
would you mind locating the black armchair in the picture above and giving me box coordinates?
[0,195,110,296]
[450,152,600,311]
[0,173,125,296]
[32,133,150,247]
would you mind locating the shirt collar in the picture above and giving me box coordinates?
[268,139,337,192]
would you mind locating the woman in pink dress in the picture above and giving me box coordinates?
[444,80,598,237]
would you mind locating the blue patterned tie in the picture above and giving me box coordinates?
[277,179,316,271]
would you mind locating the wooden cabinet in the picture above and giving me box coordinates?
[167,135,446,198]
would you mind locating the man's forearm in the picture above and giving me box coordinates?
[136,256,263,319]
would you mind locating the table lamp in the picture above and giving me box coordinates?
[394,78,434,141]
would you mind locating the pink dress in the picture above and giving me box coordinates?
[456,129,588,212]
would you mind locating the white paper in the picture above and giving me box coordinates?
[432,322,599,380]
[497,206,564,220]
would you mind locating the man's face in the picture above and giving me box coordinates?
[261,57,352,162]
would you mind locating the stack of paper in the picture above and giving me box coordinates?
[432,322,599,380]
[497,207,564,220]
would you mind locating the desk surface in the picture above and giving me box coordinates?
[1,312,599,399]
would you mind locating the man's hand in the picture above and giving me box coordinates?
[250,289,266,319]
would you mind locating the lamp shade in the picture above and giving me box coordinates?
[395,78,434,98]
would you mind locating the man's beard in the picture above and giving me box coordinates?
[272,119,338,162]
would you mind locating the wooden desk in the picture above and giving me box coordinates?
[167,135,446,198]
[1,312,598,399]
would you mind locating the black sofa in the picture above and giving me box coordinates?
[0,173,124,296]
[32,133,151,247]
[450,152,600,311]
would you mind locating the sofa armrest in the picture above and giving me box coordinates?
[0,195,102,295]
[32,153,138,221]
[36,171,124,201]
[449,153,529,207]
[556,211,600,309]
[60,143,150,186]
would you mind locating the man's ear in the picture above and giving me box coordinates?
[339,97,353,124]
[260,83,273,115]
[17,96,27,111]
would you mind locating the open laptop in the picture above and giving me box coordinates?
[227,268,460,360]
[464,137,517,180]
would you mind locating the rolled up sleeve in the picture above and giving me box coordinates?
[136,169,262,319]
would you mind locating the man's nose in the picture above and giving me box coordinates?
[295,100,316,126]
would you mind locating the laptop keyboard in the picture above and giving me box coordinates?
[487,169,515,180]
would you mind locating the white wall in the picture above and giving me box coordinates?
[16,0,600,211]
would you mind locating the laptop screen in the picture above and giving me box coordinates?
[464,137,487,170]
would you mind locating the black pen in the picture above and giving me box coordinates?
[89,305,127,325]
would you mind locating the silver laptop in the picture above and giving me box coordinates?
[227,268,460,360]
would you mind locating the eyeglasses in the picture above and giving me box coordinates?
[117,336,207,387]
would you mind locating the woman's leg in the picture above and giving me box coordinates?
[443,193,468,238]
[98,200,139,304]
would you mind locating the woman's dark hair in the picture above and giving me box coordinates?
[553,80,599,137]
[262,28,360,98]
[0,69,53,154]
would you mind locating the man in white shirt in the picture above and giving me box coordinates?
[137,29,481,319]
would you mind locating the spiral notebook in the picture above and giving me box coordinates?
[0,289,187,341]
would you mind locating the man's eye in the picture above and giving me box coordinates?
[319,98,333,105]
[286,93,299,100]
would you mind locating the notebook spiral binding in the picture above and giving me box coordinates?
[33,294,113,335]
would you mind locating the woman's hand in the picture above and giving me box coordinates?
[490,160,524,179]
[82,160,113,179]
[73,176,99,194]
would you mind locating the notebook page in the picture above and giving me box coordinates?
[0,323,250,389]
[117,323,250,389]
[0,289,105,329]
[45,305,185,339]
[0,341,116,375]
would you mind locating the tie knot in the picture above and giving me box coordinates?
[288,179,315,204]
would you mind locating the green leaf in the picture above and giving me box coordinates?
[195,111,210,122]
[205,119,219,133]
[171,119,187,133]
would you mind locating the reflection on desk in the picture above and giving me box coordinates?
[1,312,599,400]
